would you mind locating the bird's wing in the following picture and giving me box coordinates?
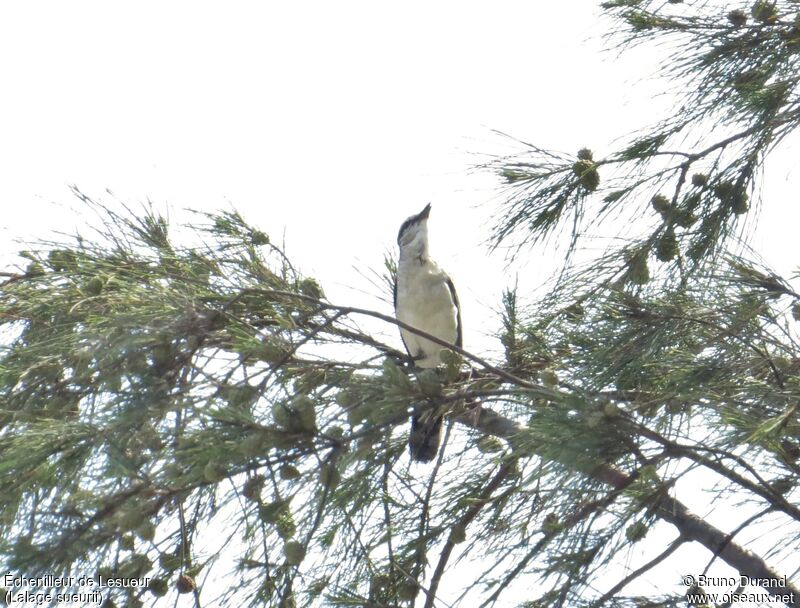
[394,277,414,357]
[445,274,463,348]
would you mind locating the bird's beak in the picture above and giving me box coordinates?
[418,203,432,221]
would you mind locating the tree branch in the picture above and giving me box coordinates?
[455,404,800,607]
[227,288,549,391]
[423,462,514,608]
[218,287,800,605]
[629,419,800,523]
[590,535,686,607]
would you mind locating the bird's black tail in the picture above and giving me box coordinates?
[408,413,443,463]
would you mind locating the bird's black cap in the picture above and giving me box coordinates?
[397,203,432,244]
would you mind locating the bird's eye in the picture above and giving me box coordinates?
[399,228,416,247]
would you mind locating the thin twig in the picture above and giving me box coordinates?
[423,462,514,608]
[590,536,686,607]
[226,288,545,391]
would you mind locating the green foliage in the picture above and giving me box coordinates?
[3,196,799,605]
[0,198,413,606]
[490,0,800,278]
[5,3,800,606]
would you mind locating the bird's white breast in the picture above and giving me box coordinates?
[396,258,458,368]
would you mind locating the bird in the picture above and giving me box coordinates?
[394,203,462,462]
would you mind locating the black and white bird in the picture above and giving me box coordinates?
[394,203,462,462]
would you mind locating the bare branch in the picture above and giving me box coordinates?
[455,403,800,607]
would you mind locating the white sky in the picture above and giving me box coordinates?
[0,1,671,332]
[2,1,799,606]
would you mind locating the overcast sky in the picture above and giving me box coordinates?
[0,1,681,352]
[3,3,797,326]
[2,1,799,604]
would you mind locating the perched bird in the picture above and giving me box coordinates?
[394,203,462,462]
